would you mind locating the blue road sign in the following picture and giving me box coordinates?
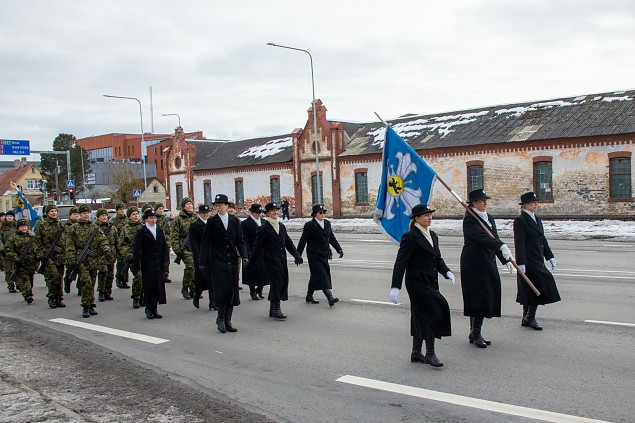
[0,139,30,156]
[66,180,75,189]
[133,189,142,197]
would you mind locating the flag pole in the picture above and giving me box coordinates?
[374,112,540,296]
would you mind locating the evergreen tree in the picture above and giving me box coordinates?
[40,133,90,199]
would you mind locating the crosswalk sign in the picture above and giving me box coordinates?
[133,189,142,197]
[66,180,75,189]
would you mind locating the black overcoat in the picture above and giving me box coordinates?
[513,212,561,306]
[460,211,507,318]
[248,220,301,303]
[241,217,268,287]
[392,227,452,339]
[200,214,247,307]
[132,225,169,306]
[189,218,210,292]
[296,218,342,291]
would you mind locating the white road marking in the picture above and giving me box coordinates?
[585,320,635,328]
[351,299,401,306]
[337,375,611,423]
[50,318,169,344]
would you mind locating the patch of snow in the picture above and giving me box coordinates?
[602,96,631,102]
[237,137,292,159]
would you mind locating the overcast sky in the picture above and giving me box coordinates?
[2,0,635,152]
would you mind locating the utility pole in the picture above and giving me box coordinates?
[55,160,60,204]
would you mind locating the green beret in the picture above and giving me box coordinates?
[78,204,91,214]
[141,203,152,212]
[96,208,108,217]
[16,218,28,227]
[115,202,125,211]
[126,206,139,217]
[45,204,58,214]
[6,210,15,216]
[181,197,193,208]
[69,207,79,215]
[155,202,164,209]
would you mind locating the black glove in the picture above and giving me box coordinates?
[242,258,249,267]
[338,250,344,258]
[294,256,303,266]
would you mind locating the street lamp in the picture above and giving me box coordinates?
[103,94,148,190]
[162,113,181,128]
[267,42,321,203]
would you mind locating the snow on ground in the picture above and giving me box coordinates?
[283,218,635,242]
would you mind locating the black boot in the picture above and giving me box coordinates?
[88,307,98,316]
[323,289,339,307]
[209,291,217,310]
[522,305,543,330]
[424,337,443,367]
[48,298,57,308]
[469,316,491,345]
[269,302,287,320]
[181,287,191,300]
[250,288,259,301]
[55,299,66,308]
[469,316,488,348]
[152,303,162,319]
[305,290,319,304]
[98,291,105,302]
[256,286,265,299]
[410,337,426,363]
[225,306,237,332]
[64,278,71,294]
[104,293,113,301]
[193,290,200,308]
[216,305,227,333]
[82,307,90,318]
[189,286,195,300]
[145,307,155,319]
[132,298,140,309]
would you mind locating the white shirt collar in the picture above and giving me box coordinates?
[250,215,262,226]
[145,222,157,238]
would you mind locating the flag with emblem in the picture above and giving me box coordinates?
[373,125,437,243]
[15,185,41,228]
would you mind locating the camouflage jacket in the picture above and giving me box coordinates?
[157,215,171,244]
[170,210,196,253]
[0,220,17,254]
[65,219,110,270]
[96,220,118,264]
[34,217,66,266]
[6,231,38,272]
[118,219,143,263]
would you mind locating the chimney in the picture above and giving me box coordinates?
[14,159,20,168]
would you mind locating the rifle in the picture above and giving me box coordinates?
[10,234,36,282]
[174,235,190,264]
[117,260,130,280]
[67,228,100,283]
[37,225,65,274]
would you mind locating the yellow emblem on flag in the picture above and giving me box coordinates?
[387,175,404,197]
[16,196,25,209]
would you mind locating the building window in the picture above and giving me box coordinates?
[533,159,553,200]
[609,153,632,200]
[153,184,159,193]
[176,184,183,209]
[203,180,212,206]
[355,170,368,204]
[466,161,484,193]
[26,179,42,190]
[235,179,244,207]
[270,176,281,204]
[311,173,323,204]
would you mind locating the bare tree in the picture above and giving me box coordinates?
[109,162,142,204]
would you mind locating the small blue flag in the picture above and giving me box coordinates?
[15,187,41,228]
[373,125,437,243]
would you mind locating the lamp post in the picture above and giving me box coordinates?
[267,42,321,204]
[103,94,148,190]
[162,113,181,128]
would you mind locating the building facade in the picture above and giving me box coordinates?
[0,159,44,212]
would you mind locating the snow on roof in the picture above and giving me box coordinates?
[237,136,293,159]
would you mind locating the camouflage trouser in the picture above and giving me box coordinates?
[131,269,143,300]
[16,268,33,299]
[77,265,98,308]
[43,261,64,301]
[97,262,115,295]
[164,261,170,281]
[182,251,194,290]
[4,258,15,290]
[116,257,129,283]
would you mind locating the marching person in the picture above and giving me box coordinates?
[66,205,110,318]
[63,206,80,294]
[95,208,118,302]
[171,197,197,300]
[132,209,170,319]
[280,199,290,221]
[110,202,130,289]
[0,212,5,272]
[190,204,213,310]
[248,202,303,320]
[200,194,248,333]
[6,219,37,304]
[155,202,171,283]
[118,207,144,309]
[241,203,268,300]
[296,204,343,307]
[390,204,454,367]
[0,210,17,293]
[34,204,66,308]
[460,189,514,348]
[513,191,561,330]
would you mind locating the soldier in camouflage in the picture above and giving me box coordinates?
[63,206,80,294]
[119,206,144,308]
[34,204,66,308]
[95,208,118,302]
[110,202,130,289]
[66,204,110,318]
[6,219,38,304]
[170,197,197,299]
[0,210,17,293]
[155,202,171,283]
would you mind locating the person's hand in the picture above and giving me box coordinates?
[390,287,400,304]
[500,244,514,262]
[549,258,556,270]
[242,258,249,267]
[446,271,455,286]
[338,250,344,258]
[506,262,514,274]
[518,264,526,273]
[294,257,303,266]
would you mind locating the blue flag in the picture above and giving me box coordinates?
[373,125,437,243]
[15,187,41,228]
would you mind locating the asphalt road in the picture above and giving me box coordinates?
[1,233,633,423]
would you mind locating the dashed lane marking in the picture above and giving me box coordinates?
[337,375,612,423]
[50,318,169,344]
[350,299,401,306]
[585,320,635,328]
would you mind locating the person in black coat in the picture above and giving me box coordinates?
[190,204,214,310]
[241,203,268,301]
[199,194,248,333]
[296,204,343,307]
[513,191,561,330]
[280,199,290,221]
[132,209,169,320]
[390,204,455,367]
[460,189,514,348]
[248,202,303,320]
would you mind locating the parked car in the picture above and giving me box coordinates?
[90,208,116,222]
[163,209,175,222]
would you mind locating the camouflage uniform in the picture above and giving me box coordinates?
[0,219,17,291]
[96,218,118,300]
[63,215,79,292]
[170,207,197,297]
[33,215,66,306]
[157,213,171,282]
[66,217,110,313]
[109,210,129,287]
[119,218,144,302]
[6,227,37,302]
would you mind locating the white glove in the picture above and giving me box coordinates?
[500,244,514,262]
[446,271,455,286]
[549,258,556,270]
[505,262,514,274]
[518,264,526,273]
[390,288,400,304]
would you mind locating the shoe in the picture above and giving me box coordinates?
[424,352,444,367]
[77,288,81,296]
[88,307,98,316]
[119,281,130,289]
[189,287,195,299]
[56,300,66,308]
[250,291,259,301]
[153,309,163,319]
[324,289,339,307]
[225,306,237,332]
[98,292,105,302]
[82,307,90,318]
[8,285,17,293]
[193,294,200,308]
[145,307,155,319]
[216,306,227,333]
[209,302,217,311]
[269,302,287,320]
[522,317,543,330]
[164,278,172,284]
[64,280,71,294]
[258,293,265,299]
[305,294,319,304]
[181,287,191,300]
[25,295,34,304]
[48,298,57,308]
[104,293,113,301]
[133,298,140,309]
[411,349,426,363]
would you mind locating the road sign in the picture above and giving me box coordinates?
[133,189,142,197]
[66,180,75,189]
[86,173,95,186]
[0,139,30,156]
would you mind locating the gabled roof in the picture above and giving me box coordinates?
[190,134,293,171]
[339,89,635,156]
[0,164,39,196]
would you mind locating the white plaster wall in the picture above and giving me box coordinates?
[169,173,187,211]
